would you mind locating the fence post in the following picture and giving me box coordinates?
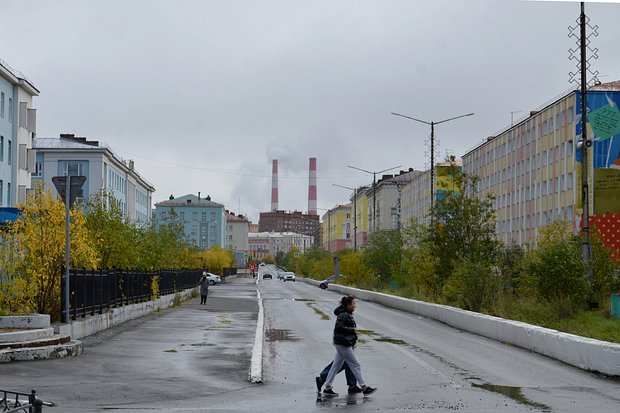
[60,267,66,323]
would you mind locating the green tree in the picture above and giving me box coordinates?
[364,229,403,288]
[84,191,138,269]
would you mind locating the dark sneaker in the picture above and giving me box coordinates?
[348,385,363,394]
[323,387,338,397]
[315,376,324,392]
[362,386,377,396]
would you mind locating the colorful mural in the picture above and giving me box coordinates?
[576,90,620,259]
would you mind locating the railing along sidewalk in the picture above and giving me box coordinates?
[0,389,55,413]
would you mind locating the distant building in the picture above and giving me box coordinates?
[401,158,461,227]
[226,211,249,267]
[154,194,226,249]
[33,134,154,223]
[259,210,320,245]
[322,204,352,252]
[248,231,314,259]
[0,58,38,207]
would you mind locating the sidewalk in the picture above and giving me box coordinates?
[1,277,259,412]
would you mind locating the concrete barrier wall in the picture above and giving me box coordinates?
[55,288,196,340]
[0,314,50,329]
[301,278,620,377]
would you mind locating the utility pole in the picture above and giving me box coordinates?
[392,112,473,211]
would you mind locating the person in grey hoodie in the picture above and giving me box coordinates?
[322,295,377,397]
[198,272,209,305]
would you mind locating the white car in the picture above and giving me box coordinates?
[283,272,296,282]
[206,273,222,285]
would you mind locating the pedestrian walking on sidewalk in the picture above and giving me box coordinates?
[198,272,209,305]
[322,295,377,397]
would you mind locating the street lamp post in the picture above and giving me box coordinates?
[391,111,473,210]
[333,183,358,251]
[348,165,401,232]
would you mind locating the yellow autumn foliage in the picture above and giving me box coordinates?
[0,184,98,318]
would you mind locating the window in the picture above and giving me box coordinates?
[192,211,197,221]
[7,141,11,165]
[202,212,207,221]
[8,98,12,122]
[7,182,10,205]
[0,92,4,117]
[180,212,185,220]
[0,136,3,161]
[34,160,43,177]
[210,212,215,221]
[0,180,3,205]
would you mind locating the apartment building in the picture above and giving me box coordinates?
[33,134,154,224]
[462,82,620,255]
[401,158,461,227]
[259,210,320,245]
[154,194,227,250]
[226,211,250,267]
[0,58,38,209]
[248,231,314,259]
[321,204,352,252]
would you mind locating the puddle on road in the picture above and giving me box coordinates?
[293,298,316,302]
[472,382,551,411]
[306,303,330,320]
[163,349,177,353]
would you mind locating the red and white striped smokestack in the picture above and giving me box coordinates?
[308,157,317,215]
[271,160,279,211]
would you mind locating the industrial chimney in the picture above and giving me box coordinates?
[308,157,317,215]
[271,159,279,211]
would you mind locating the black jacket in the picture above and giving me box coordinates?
[333,304,357,347]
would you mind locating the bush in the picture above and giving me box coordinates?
[443,256,500,312]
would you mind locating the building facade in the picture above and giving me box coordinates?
[248,231,314,259]
[33,134,154,224]
[401,159,461,227]
[462,82,620,257]
[0,59,38,209]
[258,210,320,245]
[154,194,227,249]
[226,211,250,267]
[321,204,352,252]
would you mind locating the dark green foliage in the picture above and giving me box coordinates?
[364,229,403,288]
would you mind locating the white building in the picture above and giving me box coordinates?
[248,231,314,259]
[366,169,421,233]
[226,211,250,267]
[33,134,155,223]
[0,58,38,207]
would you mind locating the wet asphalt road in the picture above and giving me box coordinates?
[2,272,620,412]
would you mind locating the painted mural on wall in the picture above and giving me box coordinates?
[576,90,620,259]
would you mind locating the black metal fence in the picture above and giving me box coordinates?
[0,389,52,413]
[60,268,204,322]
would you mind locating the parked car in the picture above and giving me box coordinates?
[319,274,338,289]
[206,273,222,285]
[283,272,296,282]
[263,273,273,279]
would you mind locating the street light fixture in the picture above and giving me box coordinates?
[347,164,401,232]
[332,183,358,251]
[391,111,473,210]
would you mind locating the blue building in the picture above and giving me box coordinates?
[154,194,227,250]
[0,58,38,207]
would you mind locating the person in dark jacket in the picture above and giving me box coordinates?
[323,295,377,397]
[198,272,209,305]
[315,304,360,394]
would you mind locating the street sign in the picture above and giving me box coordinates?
[52,176,87,209]
[294,252,301,258]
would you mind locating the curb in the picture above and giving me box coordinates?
[249,288,264,383]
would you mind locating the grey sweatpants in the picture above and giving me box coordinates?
[324,344,365,387]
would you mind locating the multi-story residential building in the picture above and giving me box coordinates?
[248,231,314,259]
[33,134,154,223]
[401,158,461,227]
[0,59,38,209]
[366,169,421,234]
[321,204,352,252]
[351,187,369,250]
[258,210,320,245]
[226,211,249,267]
[154,194,227,250]
[462,81,620,257]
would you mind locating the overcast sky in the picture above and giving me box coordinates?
[2,0,619,222]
